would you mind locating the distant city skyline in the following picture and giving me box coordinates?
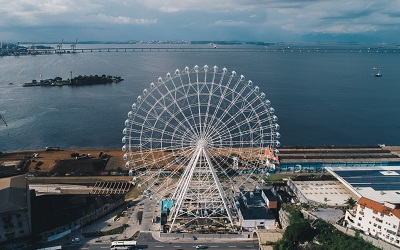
[1,0,399,43]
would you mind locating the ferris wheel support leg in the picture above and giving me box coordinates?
[202,147,234,226]
[169,147,202,228]
[170,147,200,201]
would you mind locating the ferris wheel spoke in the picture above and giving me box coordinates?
[151,77,200,138]
[141,94,198,141]
[180,73,203,137]
[203,78,246,136]
[208,105,271,142]
[202,83,217,136]
[202,69,233,136]
[205,91,265,139]
[131,122,190,143]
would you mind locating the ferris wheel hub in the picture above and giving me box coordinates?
[197,138,208,148]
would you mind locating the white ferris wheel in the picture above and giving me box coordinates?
[122,65,280,232]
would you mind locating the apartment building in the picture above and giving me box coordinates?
[344,197,400,246]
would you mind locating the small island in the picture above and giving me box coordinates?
[23,74,123,87]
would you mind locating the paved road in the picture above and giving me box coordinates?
[36,196,259,250]
[63,241,258,250]
[61,231,258,250]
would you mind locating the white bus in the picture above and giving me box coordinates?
[110,241,137,249]
[37,246,62,250]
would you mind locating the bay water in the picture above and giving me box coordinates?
[0,44,399,152]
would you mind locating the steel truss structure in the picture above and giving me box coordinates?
[122,65,280,232]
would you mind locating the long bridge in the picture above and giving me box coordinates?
[15,46,400,55]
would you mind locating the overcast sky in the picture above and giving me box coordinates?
[1,0,399,43]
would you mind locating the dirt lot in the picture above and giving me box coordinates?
[3,146,398,175]
[0,148,125,173]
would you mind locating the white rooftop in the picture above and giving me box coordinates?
[326,166,400,203]
[291,180,356,206]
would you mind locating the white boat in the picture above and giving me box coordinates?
[375,70,382,77]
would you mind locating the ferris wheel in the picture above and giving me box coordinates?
[122,65,280,232]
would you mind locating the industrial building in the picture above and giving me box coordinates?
[0,175,32,244]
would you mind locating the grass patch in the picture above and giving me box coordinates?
[263,173,309,183]
[82,225,125,237]
[125,187,143,200]
[124,185,143,200]
[113,206,126,222]
[124,231,140,241]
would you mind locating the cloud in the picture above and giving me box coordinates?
[1,0,400,42]
[215,20,248,26]
[135,0,257,13]
[94,14,157,25]
[0,0,156,27]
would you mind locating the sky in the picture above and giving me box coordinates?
[1,0,399,43]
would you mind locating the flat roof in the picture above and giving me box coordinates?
[0,175,28,214]
[291,180,356,206]
[238,192,276,220]
[243,191,265,207]
[262,189,277,201]
[327,166,400,203]
[240,206,276,220]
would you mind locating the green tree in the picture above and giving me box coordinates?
[284,221,315,244]
[345,197,357,208]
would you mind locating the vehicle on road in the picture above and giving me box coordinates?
[110,240,137,249]
[36,246,62,250]
[71,237,80,243]
[196,245,208,249]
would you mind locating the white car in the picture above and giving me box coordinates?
[71,237,80,243]
[196,245,208,249]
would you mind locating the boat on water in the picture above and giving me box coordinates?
[375,70,382,77]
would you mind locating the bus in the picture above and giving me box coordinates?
[37,246,62,250]
[110,241,137,249]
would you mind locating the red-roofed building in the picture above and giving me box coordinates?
[344,196,400,246]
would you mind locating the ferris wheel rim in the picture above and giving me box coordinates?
[122,64,280,194]
[126,67,278,143]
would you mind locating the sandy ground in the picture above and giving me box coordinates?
[1,146,399,174]
[0,148,125,172]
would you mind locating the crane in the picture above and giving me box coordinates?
[71,39,78,53]
[0,114,7,126]
[57,39,64,53]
